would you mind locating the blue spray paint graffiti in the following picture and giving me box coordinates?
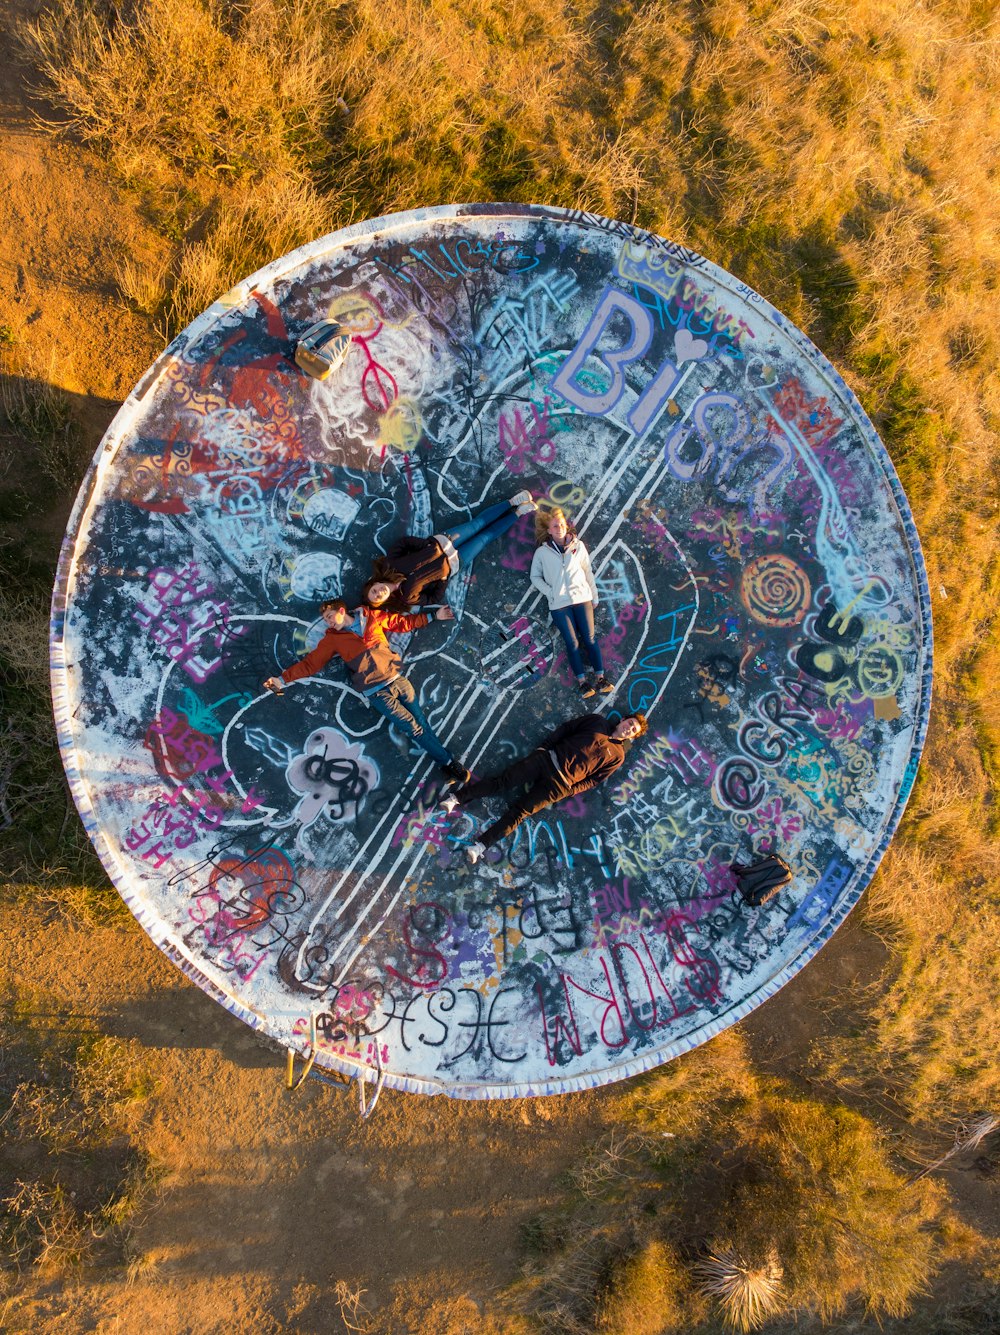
[51,204,932,1099]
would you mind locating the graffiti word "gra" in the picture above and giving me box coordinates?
[714,675,828,812]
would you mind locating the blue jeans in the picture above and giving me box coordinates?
[442,500,519,567]
[550,601,604,676]
[368,676,452,766]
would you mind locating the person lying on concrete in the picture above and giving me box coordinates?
[362,490,536,611]
[440,712,647,864]
[530,506,613,699]
[263,598,469,782]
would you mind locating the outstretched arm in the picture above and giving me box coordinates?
[264,634,342,689]
[378,610,433,634]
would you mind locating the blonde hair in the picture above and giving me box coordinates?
[534,506,576,545]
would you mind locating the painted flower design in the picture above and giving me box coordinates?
[286,727,380,831]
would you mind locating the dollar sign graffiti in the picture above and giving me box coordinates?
[663,911,721,1006]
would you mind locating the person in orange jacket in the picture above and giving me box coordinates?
[264,599,469,782]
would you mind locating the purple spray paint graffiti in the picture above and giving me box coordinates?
[51,204,931,1098]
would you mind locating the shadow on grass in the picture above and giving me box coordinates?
[0,376,121,897]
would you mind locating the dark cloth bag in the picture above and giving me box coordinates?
[730,854,792,907]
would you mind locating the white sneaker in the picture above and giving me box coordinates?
[508,490,535,511]
[516,501,538,516]
[466,841,486,865]
[440,794,459,815]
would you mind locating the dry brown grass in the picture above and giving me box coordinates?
[0,990,160,1275]
[595,1239,692,1334]
[9,0,1000,1319]
[117,174,341,331]
[21,0,336,184]
[0,358,84,494]
[23,0,349,329]
[605,0,1000,1135]
[515,1032,952,1329]
[814,712,1000,1124]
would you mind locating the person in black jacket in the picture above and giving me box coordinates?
[362,491,535,610]
[440,712,647,863]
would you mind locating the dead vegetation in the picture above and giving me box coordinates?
[1,0,999,1326]
[510,1033,963,1332]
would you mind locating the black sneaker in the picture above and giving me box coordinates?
[594,675,615,694]
[441,760,471,784]
[578,678,597,699]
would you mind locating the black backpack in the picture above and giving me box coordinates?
[730,854,792,907]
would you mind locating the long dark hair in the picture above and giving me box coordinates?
[361,558,406,609]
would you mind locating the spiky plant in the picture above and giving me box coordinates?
[695,1245,784,1332]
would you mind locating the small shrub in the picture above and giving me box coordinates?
[1,1179,89,1274]
[332,1280,375,1334]
[115,254,171,320]
[717,1094,941,1321]
[694,1245,783,1332]
[596,1239,695,1334]
[512,1035,952,1330]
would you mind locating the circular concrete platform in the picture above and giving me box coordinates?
[52,204,931,1097]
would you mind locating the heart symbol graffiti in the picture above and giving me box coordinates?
[674,328,709,364]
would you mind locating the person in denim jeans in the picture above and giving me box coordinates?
[362,490,536,611]
[530,508,613,699]
[263,599,469,782]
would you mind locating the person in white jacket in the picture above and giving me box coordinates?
[530,508,613,698]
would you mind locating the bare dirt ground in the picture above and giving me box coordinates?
[0,898,906,1335]
[1,35,996,1335]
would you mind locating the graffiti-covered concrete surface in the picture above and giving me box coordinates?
[51,204,931,1097]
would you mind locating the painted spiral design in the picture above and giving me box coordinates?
[741,554,812,626]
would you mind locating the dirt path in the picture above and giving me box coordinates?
[1,896,618,1332]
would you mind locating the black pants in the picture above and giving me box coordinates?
[456,750,569,848]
